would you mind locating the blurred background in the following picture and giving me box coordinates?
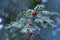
[0,0,60,40]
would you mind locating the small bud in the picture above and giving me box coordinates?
[43,20,47,24]
[29,32,33,36]
[29,22,33,26]
[32,12,37,16]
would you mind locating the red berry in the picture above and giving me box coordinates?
[32,12,37,16]
[29,32,33,36]
[29,22,32,26]
[43,20,47,24]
